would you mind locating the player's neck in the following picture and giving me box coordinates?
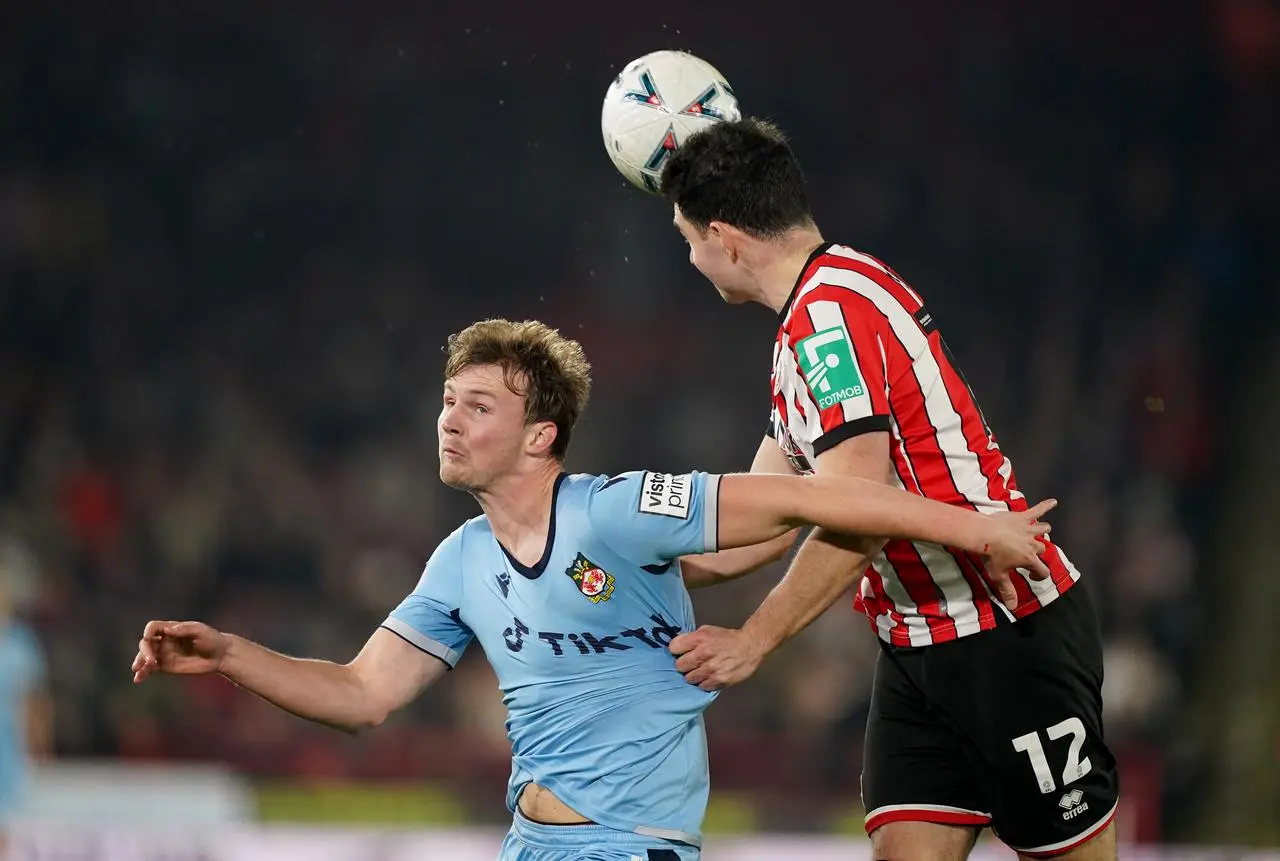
[475,462,563,566]
[754,227,825,314]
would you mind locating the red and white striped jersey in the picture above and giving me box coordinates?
[768,243,1081,646]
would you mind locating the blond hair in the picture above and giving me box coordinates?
[444,319,592,459]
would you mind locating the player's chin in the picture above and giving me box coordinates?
[438,464,475,491]
[714,284,750,305]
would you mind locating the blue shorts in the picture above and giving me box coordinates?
[499,810,699,861]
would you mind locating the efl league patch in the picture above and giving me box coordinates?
[565,553,615,603]
[637,471,691,519]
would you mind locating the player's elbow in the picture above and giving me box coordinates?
[360,706,391,731]
[338,702,389,735]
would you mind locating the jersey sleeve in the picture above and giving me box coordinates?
[791,289,893,455]
[382,532,474,669]
[585,471,722,565]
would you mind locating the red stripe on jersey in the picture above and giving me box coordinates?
[776,245,1080,645]
[932,347,1044,611]
[889,543,958,643]
[954,550,999,631]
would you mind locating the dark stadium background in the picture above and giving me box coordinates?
[2,0,1277,848]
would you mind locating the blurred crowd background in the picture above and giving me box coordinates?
[2,0,1278,846]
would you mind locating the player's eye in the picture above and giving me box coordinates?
[475,404,489,414]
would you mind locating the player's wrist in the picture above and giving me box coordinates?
[739,620,778,661]
[959,512,993,556]
[215,632,241,677]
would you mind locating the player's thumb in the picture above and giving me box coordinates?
[163,621,201,637]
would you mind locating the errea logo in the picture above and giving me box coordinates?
[1059,788,1089,821]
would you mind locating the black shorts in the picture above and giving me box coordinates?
[861,583,1119,857]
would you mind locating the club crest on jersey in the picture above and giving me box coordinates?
[795,325,867,410]
[565,553,615,603]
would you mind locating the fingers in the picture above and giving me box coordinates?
[163,621,202,638]
[667,631,697,657]
[994,578,1019,612]
[136,634,159,668]
[683,663,713,688]
[1025,555,1052,580]
[1025,498,1058,521]
[142,619,175,640]
[674,649,702,674]
[133,620,180,682]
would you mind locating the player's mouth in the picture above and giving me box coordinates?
[441,446,466,460]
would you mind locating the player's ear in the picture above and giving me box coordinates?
[526,420,558,457]
[708,221,740,263]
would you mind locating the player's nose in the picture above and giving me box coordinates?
[438,404,462,434]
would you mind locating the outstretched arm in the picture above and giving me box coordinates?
[673,432,1055,689]
[712,462,1053,566]
[680,435,801,589]
[133,622,447,734]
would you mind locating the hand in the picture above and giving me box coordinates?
[979,498,1057,612]
[132,620,230,684]
[669,625,763,691]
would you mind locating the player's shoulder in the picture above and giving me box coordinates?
[560,470,637,511]
[789,243,921,317]
[564,469,683,499]
[574,469,710,521]
[437,516,493,560]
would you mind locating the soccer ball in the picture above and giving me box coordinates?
[601,50,741,194]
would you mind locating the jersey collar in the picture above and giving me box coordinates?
[499,472,567,580]
[778,242,834,322]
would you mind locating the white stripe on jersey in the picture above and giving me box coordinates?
[883,435,984,639]
[800,264,998,513]
[795,259,1038,626]
[869,549,933,647]
[774,333,824,444]
[830,246,926,305]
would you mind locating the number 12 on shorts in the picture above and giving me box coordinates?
[1012,717,1092,794]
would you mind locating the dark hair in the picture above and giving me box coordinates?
[444,319,592,460]
[659,117,813,237]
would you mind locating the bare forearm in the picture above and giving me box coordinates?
[219,635,378,734]
[682,528,800,589]
[742,528,884,655]
[794,475,986,553]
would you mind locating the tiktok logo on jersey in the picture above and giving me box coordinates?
[503,617,530,652]
[500,614,683,657]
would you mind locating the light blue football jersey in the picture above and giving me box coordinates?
[0,622,45,815]
[384,470,722,846]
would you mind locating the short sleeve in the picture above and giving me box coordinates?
[585,471,722,565]
[792,290,892,455]
[382,534,475,668]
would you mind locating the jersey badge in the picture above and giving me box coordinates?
[565,553,616,603]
